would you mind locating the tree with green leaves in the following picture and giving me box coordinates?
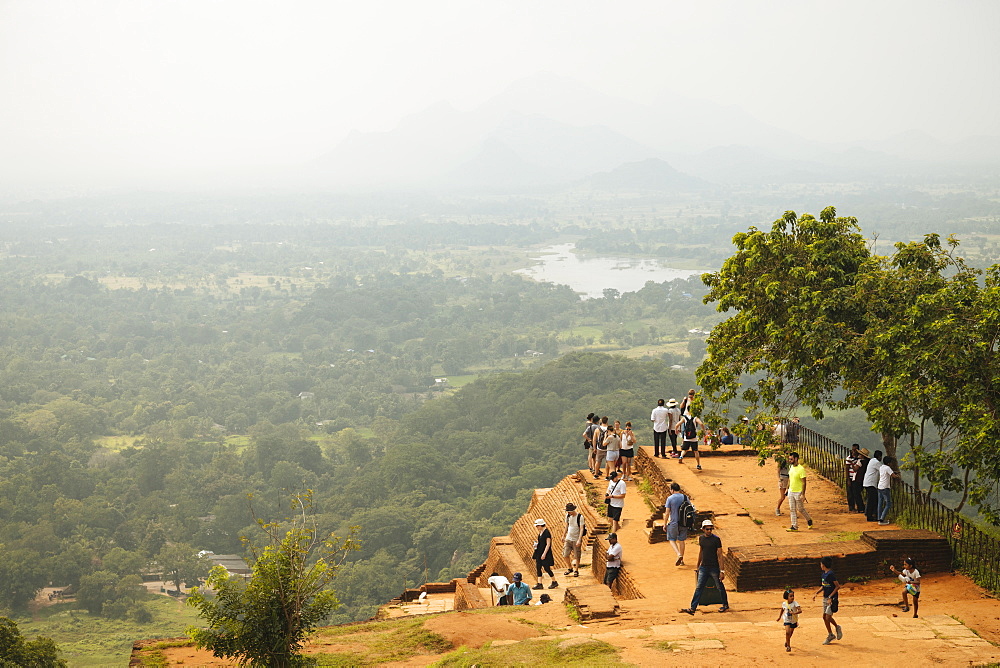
[155,543,210,594]
[0,617,66,667]
[699,208,1000,521]
[187,494,360,667]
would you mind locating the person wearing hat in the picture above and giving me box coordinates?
[604,533,622,587]
[505,572,532,605]
[532,518,557,590]
[651,398,671,458]
[680,518,730,614]
[563,503,586,578]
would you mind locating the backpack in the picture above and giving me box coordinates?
[584,423,596,449]
[572,512,588,536]
[678,495,696,529]
[682,415,698,440]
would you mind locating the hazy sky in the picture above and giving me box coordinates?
[2,0,998,188]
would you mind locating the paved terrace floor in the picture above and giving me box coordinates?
[539,443,1000,666]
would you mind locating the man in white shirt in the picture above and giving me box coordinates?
[877,456,899,525]
[562,502,586,578]
[604,533,622,587]
[605,471,626,533]
[651,399,670,458]
[487,572,511,605]
[862,450,883,522]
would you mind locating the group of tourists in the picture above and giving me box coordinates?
[583,413,638,483]
[844,443,899,525]
[649,390,708,469]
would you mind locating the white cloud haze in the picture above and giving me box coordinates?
[1,0,998,189]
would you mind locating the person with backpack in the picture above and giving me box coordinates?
[679,518,730,615]
[562,502,587,578]
[674,412,706,470]
[665,482,694,566]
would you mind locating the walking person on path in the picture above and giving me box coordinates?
[785,452,813,531]
[675,413,705,470]
[813,556,843,645]
[775,453,790,516]
[679,519,730,615]
[664,482,690,566]
[777,589,802,652]
[562,503,586,579]
[531,519,557,590]
[863,450,883,521]
[605,471,626,534]
[890,557,921,618]
[604,532,622,588]
[651,399,670,458]
[877,456,899,525]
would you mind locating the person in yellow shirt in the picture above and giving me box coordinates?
[786,452,813,531]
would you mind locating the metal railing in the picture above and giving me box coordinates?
[790,423,1000,595]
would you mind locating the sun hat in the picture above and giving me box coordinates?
[534,518,546,526]
[702,519,714,528]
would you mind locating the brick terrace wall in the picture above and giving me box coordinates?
[590,536,643,600]
[454,582,489,610]
[725,529,953,592]
[861,529,953,575]
[510,475,599,568]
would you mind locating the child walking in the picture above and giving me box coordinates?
[777,589,802,652]
[890,557,921,618]
[813,556,843,645]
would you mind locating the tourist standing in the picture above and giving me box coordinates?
[603,424,621,480]
[583,412,596,473]
[586,414,601,477]
[604,533,622,587]
[620,421,636,481]
[651,399,670,458]
[562,503,586,578]
[532,519,557,590]
[666,399,682,457]
[680,519,729,614]
[813,556,843,644]
[863,450,883,522]
[664,482,690,566]
[786,452,813,531]
[593,417,609,479]
[845,444,864,512]
[605,470,626,534]
[877,456,899,525]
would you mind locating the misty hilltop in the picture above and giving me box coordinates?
[303,74,1000,192]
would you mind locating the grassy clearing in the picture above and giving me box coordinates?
[93,435,143,451]
[19,594,201,667]
[443,374,479,388]
[309,617,452,665]
[432,637,625,667]
[820,531,863,542]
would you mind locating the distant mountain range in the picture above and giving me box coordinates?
[302,73,1000,191]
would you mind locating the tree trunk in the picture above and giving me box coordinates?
[881,431,896,459]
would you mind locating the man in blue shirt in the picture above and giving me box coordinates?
[813,556,843,644]
[505,572,532,605]
[664,482,689,566]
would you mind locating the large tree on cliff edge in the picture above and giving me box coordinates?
[697,207,1000,522]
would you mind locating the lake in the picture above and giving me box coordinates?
[515,243,705,299]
